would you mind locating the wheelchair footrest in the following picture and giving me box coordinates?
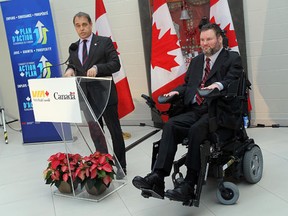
[165,193,196,206]
[183,199,200,207]
[140,188,164,199]
[182,199,194,207]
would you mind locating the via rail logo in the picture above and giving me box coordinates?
[30,90,50,102]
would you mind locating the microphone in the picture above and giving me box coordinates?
[41,43,78,77]
[69,42,78,51]
[63,42,78,64]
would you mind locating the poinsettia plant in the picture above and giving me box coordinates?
[78,151,115,190]
[43,152,83,188]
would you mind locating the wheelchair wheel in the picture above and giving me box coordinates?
[243,145,263,183]
[216,182,239,205]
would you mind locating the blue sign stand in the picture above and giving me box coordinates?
[1,0,71,143]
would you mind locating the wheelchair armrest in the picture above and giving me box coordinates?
[158,94,179,104]
[198,79,241,99]
[197,88,221,98]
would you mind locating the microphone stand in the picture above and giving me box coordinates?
[41,59,70,78]
[41,43,78,77]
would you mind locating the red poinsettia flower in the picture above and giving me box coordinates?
[44,151,115,192]
[43,152,83,188]
[82,152,115,189]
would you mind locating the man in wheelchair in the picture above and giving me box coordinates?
[132,23,257,205]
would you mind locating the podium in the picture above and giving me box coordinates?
[28,76,127,202]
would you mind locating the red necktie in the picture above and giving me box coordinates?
[82,40,88,66]
[196,57,211,105]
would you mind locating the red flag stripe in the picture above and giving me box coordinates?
[210,0,219,7]
[115,78,135,119]
[153,0,166,11]
[95,0,106,20]
[95,0,135,119]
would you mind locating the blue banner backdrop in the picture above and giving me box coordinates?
[1,0,71,143]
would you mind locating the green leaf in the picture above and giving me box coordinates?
[45,178,52,185]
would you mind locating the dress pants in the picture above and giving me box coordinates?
[85,93,126,169]
[154,103,209,176]
[101,104,126,169]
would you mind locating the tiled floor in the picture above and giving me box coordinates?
[0,122,288,216]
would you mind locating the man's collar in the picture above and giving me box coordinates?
[80,33,93,43]
[206,47,223,64]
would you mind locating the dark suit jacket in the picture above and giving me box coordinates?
[174,48,243,106]
[67,34,120,106]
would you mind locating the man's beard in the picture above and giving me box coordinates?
[203,47,219,56]
[203,43,222,56]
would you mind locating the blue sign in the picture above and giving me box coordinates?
[1,0,71,143]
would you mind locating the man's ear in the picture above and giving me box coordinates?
[218,35,223,45]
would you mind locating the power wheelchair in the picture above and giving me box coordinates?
[141,70,263,207]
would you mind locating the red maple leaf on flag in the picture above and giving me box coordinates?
[151,23,180,72]
[210,17,238,49]
[223,23,238,48]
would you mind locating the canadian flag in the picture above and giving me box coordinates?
[210,0,252,112]
[151,0,186,121]
[95,0,135,119]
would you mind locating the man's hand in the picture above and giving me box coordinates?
[64,68,75,77]
[87,66,97,77]
[163,91,179,97]
[202,83,220,90]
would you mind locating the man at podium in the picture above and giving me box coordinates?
[64,12,127,175]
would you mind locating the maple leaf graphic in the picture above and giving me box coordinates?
[223,23,238,48]
[210,17,238,49]
[151,23,180,72]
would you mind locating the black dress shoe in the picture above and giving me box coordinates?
[132,172,165,198]
[165,181,195,202]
